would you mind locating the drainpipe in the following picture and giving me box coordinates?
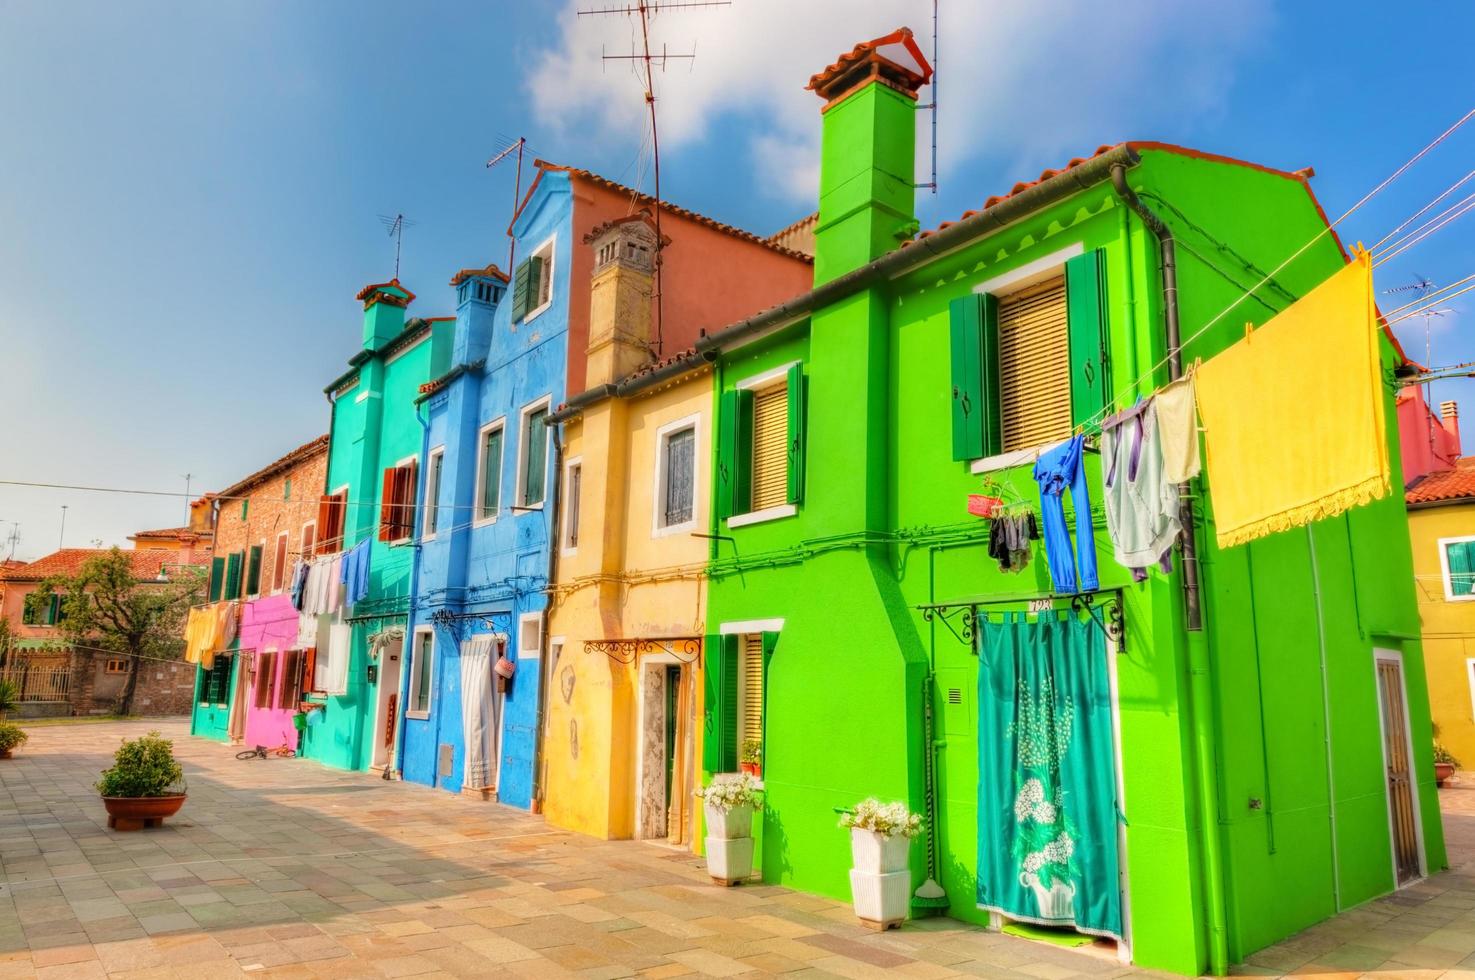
[394,399,433,781]
[1110,163,1227,976]
[532,415,564,814]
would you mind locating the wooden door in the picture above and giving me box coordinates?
[1376,655,1422,885]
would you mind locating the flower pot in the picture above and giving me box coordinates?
[739,761,761,777]
[1436,762,1456,786]
[102,794,186,831]
[705,835,754,886]
[704,801,753,840]
[849,868,910,930]
[1020,873,1076,922]
[0,749,12,760]
[850,828,910,874]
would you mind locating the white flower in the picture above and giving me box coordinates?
[1033,800,1057,824]
[840,798,923,838]
[1023,851,1045,873]
[1013,779,1045,822]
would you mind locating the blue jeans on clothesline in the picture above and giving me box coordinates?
[1032,435,1099,594]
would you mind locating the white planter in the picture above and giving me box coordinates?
[705,835,754,885]
[704,802,753,840]
[850,828,911,874]
[849,868,911,930]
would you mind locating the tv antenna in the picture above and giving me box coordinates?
[378,212,416,279]
[488,135,531,276]
[916,0,939,194]
[576,0,731,357]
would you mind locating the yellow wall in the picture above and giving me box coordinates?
[1410,501,1475,767]
[543,369,709,841]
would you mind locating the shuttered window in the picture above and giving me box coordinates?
[271,533,289,593]
[253,651,275,710]
[316,491,346,555]
[209,556,225,602]
[998,276,1072,452]
[478,425,503,520]
[521,406,549,508]
[276,650,301,710]
[377,459,418,542]
[1445,539,1475,599]
[751,384,789,512]
[202,656,231,705]
[245,544,263,597]
[224,551,244,600]
[738,634,765,748]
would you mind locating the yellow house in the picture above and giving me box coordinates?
[1407,459,1475,768]
[543,213,711,845]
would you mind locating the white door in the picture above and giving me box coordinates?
[371,637,404,770]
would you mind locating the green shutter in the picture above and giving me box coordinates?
[1450,542,1475,596]
[786,364,806,505]
[47,594,60,625]
[209,557,225,602]
[717,389,754,520]
[720,634,739,772]
[949,294,1002,460]
[760,632,779,751]
[523,408,548,506]
[482,428,503,516]
[527,255,545,311]
[245,545,262,596]
[702,634,726,773]
[1066,249,1111,428]
[21,597,35,626]
[224,552,243,600]
[511,258,532,320]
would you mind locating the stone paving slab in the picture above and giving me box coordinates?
[1,719,1474,978]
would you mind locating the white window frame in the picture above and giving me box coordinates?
[514,396,553,514]
[387,454,418,547]
[406,626,435,720]
[248,539,266,600]
[1439,535,1475,602]
[523,234,557,325]
[728,364,800,529]
[271,531,290,595]
[474,418,506,527]
[562,456,582,556]
[423,446,445,541]
[517,611,543,661]
[652,413,702,538]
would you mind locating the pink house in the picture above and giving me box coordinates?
[1397,386,1462,484]
[240,594,307,751]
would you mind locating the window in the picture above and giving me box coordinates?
[245,542,264,598]
[201,656,230,704]
[316,489,347,554]
[318,623,350,696]
[106,658,129,675]
[283,477,291,501]
[224,551,244,600]
[209,556,225,602]
[271,532,289,593]
[378,457,418,543]
[703,631,777,774]
[718,364,806,525]
[517,400,550,510]
[476,421,505,523]
[240,498,249,521]
[1441,536,1475,601]
[518,612,543,660]
[276,649,302,710]
[23,593,60,626]
[300,521,316,559]
[510,236,555,322]
[654,418,698,534]
[424,447,445,538]
[563,460,581,551]
[253,651,276,710]
[949,248,1110,460]
[407,629,434,717]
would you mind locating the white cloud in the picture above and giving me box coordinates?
[527,0,1270,205]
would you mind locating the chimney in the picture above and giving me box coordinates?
[450,264,508,365]
[356,279,415,350]
[1442,399,1461,444]
[807,28,932,285]
[584,211,664,386]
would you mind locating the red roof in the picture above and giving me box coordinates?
[1407,458,1475,505]
[128,527,203,541]
[450,264,509,286]
[807,27,933,106]
[0,548,209,583]
[355,278,416,309]
[516,162,813,264]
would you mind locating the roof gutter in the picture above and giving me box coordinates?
[546,350,718,425]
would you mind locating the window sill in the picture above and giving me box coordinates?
[405,710,431,721]
[653,519,699,539]
[728,505,797,529]
[523,302,553,326]
[968,440,1069,475]
[515,504,545,517]
[562,546,578,558]
[473,514,499,528]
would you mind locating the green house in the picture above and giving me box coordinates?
[694,29,1443,975]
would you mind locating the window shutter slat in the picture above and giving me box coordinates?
[527,255,545,311]
[209,557,225,602]
[702,634,726,773]
[751,385,787,511]
[721,634,739,772]
[245,545,262,596]
[511,259,532,320]
[998,277,1070,451]
[225,552,243,600]
[1065,249,1110,428]
[786,364,805,505]
[949,295,984,461]
[378,468,397,542]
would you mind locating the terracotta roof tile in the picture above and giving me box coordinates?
[1407,463,1475,504]
[209,434,329,501]
[450,263,509,286]
[0,548,209,583]
[128,526,203,541]
[806,27,933,105]
[355,278,416,309]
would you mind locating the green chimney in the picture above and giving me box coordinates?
[808,28,932,285]
[357,279,415,350]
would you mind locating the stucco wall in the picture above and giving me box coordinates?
[1410,502,1475,766]
[240,594,303,751]
[212,443,328,599]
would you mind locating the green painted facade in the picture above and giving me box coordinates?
[701,70,1444,974]
[189,650,236,742]
[305,286,454,772]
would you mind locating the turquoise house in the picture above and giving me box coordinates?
[189,652,236,742]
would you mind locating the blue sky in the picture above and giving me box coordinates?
[1,1,1472,560]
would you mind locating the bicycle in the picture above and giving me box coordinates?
[236,744,296,760]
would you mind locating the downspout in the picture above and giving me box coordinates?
[394,398,432,781]
[1110,163,1228,976]
[532,415,564,814]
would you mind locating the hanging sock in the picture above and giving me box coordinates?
[1032,436,1099,593]
[1101,400,1181,579]
[1195,250,1389,548]
[1154,374,1202,484]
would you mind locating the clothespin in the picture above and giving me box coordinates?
[1244,321,1254,341]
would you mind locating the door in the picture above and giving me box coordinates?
[371,637,404,770]
[1375,651,1423,885]
[664,665,680,810]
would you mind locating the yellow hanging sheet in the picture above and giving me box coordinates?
[1195,250,1389,548]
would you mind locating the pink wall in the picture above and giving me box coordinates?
[1397,387,1461,484]
[240,594,302,750]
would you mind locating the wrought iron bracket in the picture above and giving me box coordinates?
[919,604,976,648]
[582,637,702,666]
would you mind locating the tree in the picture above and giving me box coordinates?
[30,548,204,715]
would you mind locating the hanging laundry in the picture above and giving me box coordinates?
[184,606,214,665]
[1195,250,1389,548]
[1101,400,1180,581]
[340,539,371,607]
[328,554,345,611]
[289,559,309,611]
[211,601,237,653]
[1154,374,1202,484]
[1032,436,1099,594]
[988,511,1038,573]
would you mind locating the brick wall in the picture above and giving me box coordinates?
[68,649,197,716]
[212,440,329,600]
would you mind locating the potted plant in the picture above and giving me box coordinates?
[1434,741,1459,787]
[740,738,763,777]
[0,679,18,721]
[841,798,922,930]
[0,722,28,759]
[698,773,763,886]
[96,730,187,831]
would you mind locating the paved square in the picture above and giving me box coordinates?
[2,719,1474,978]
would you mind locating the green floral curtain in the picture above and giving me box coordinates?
[976,610,1123,939]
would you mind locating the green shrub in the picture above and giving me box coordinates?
[0,679,18,719]
[95,731,184,797]
[0,722,28,754]
[1434,741,1461,768]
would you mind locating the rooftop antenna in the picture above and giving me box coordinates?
[1386,275,1452,455]
[916,0,939,195]
[488,135,531,277]
[576,0,731,357]
[58,505,67,550]
[378,212,417,280]
[3,522,19,563]
[181,473,192,526]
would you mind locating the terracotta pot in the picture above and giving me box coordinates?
[1436,762,1456,786]
[0,749,12,760]
[740,761,761,777]
[102,794,186,831]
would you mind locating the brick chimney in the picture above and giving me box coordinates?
[356,279,415,350]
[807,28,932,285]
[584,211,664,386]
